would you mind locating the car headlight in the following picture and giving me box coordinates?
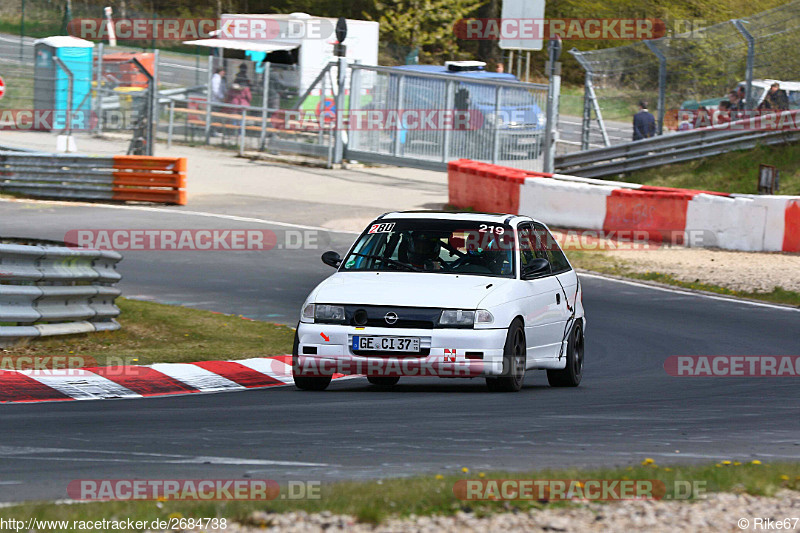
[314,304,346,324]
[301,303,315,323]
[438,309,494,328]
[439,309,474,327]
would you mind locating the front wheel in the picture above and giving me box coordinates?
[292,326,332,391]
[486,320,526,392]
[367,376,400,388]
[294,375,332,391]
[547,323,584,387]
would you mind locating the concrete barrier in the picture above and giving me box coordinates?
[448,159,800,252]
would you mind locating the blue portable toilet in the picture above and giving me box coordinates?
[33,36,95,131]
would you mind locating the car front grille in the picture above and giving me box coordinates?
[343,305,441,329]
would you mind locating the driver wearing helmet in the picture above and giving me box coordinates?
[405,232,443,271]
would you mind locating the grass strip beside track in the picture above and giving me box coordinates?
[617,141,800,195]
[1,298,295,365]
[2,462,799,529]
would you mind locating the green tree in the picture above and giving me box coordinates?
[369,0,485,63]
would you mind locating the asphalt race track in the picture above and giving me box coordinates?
[1,201,798,503]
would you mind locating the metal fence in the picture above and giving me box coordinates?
[569,1,800,150]
[3,33,553,171]
[0,240,122,346]
[160,59,552,172]
[157,56,336,162]
[346,64,549,172]
[0,38,161,155]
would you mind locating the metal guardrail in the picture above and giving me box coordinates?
[0,152,187,204]
[0,241,122,345]
[555,111,800,178]
[0,152,118,200]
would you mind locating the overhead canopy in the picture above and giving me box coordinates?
[182,38,299,53]
[34,35,95,48]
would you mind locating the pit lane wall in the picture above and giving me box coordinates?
[448,160,800,253]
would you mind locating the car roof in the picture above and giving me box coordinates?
[386,64,520,82]
[747,80,800,90]
[376,211,536,226]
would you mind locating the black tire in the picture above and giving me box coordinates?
[547,322,584,387]
[486,320,526,392]
[292,326,332,391]
[367,376,400,387]
[294,375,332,391]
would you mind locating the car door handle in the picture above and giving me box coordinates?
[555,293,561,305]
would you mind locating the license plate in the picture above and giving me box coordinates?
[352,336,420,353]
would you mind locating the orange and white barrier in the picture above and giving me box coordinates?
[448,159,800,252]
[0,151,187,206]
[112,155,186,205]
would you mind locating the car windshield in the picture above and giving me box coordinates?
[342,219,516,278]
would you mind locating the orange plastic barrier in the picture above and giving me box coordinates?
[448,159,525,214]
[603,189,692,243]
[100,52,155,88]
[784,200,800,253]
[112,156,187,205]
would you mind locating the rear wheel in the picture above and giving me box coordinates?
[367,376,400,388]
[547,323,584,387]
[292,326,332,391]
[486,320,526,392]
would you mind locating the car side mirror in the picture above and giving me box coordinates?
[321,251,342,268]
[522,258,551,280]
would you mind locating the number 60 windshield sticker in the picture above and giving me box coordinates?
[368,223,395,234]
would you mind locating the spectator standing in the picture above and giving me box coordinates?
[234,63,251,88]
[728,90,744,119]
[211,68,226,103]
[693,106,711,129]
[632,101,656,140]
[714,100,731,125]
[226,64,253,111]
[765,82,789,110]
[209,68,226,137]
[228,83,252,109]
[226,82,252,128]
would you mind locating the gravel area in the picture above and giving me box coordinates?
[605,248,800,293]
[160,490,800,533]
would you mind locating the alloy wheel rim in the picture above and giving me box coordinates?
[573,328,584,375]
[513,329,526,382]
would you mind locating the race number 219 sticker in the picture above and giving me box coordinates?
[368,223,395,234]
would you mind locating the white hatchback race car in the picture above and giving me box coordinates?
[293,212,585,392]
